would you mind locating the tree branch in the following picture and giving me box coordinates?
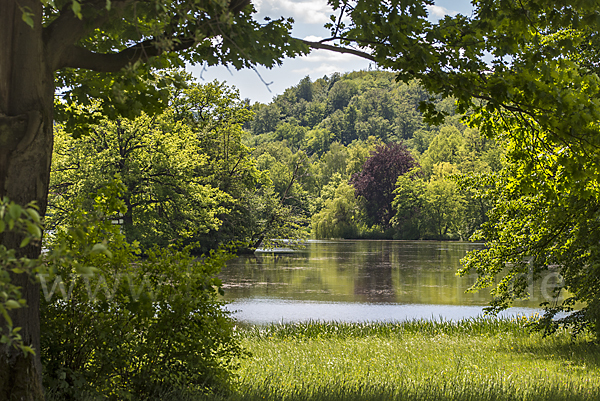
[44,0,134,70]
[57,36,196,72]
[301,39,375,62]
[46,0,251,72]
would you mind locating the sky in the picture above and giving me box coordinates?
[187,0,473,104]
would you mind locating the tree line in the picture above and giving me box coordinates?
[49,74,303,254]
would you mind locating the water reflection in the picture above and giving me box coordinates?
[219,240,549,322]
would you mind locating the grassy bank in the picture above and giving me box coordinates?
[201,318,600,401]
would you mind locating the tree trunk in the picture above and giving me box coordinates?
[0,1,54,399]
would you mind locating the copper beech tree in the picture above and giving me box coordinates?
[350,143,417,228]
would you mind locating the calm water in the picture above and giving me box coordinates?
[219,240,551,323]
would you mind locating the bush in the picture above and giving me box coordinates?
[0,197,43,354]
[41,182,244,400]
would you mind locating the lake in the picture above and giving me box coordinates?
[219,240,555,323]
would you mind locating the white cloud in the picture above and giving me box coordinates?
[290,47,371,78]
[292,63,346,76]
[303,35,324,42]
[426,4,458,18]
[254,0,333,24]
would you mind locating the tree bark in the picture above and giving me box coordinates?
[0,1,54,400]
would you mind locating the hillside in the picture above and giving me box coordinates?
[244,70,503,240]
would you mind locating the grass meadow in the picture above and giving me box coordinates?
[199,318,600,401]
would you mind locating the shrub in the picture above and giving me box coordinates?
[41,181,244,400]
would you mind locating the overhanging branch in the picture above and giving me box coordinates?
[45,0,135,70]
[301,40,375,62]
[46,0,249,72]
[58,36,196,72]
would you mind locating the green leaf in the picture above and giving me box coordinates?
[76,265,97,275]
[72,0,82,19]
[8,204,22,220]
[0,306,11,326]
[26,208,41,224]
[21,10,34,29]
[20,237,31,248]
[91,243,107,253]
[26,221,42,239]
[4,300,21,310]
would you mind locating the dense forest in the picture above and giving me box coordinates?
[245,70,504,242]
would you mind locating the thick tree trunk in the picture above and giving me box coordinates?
[0,1,54,400]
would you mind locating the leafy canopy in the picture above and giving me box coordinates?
[350,142,418,228]
[41,0,308,136]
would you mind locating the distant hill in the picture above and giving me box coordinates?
[242,71,503,240]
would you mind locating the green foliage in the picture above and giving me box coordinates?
[420,126,463,177]
[0,198,43,355]
[250,104,281,136]
[244,71,502,240]
[305,127,333,156]
[41,183,244,400]
[247,71,451,156]
[421,171,465,239]
[392,166,466,240]
[391,169,426,240]
[327,1,600,334]
[296,76,314,102]
[50,111,228,250]
[274,119,307,152]
[46,0,309,137]
[460,166,600,338]
[312,176,359,239]
[50,77,303,252]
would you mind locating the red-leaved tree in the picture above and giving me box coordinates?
[351,142,417,228]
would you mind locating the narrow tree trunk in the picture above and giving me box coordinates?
[0,1,54,399]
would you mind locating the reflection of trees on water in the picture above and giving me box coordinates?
[219,241,538,307]
[354,244,396,303]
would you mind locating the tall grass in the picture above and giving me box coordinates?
[234,316,532,339]
[207,318,600,401]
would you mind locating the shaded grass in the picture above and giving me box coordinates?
[204,318,600,401]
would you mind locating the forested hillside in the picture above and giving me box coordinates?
[244,70,503,240]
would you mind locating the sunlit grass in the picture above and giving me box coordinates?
[201,318,600,401]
